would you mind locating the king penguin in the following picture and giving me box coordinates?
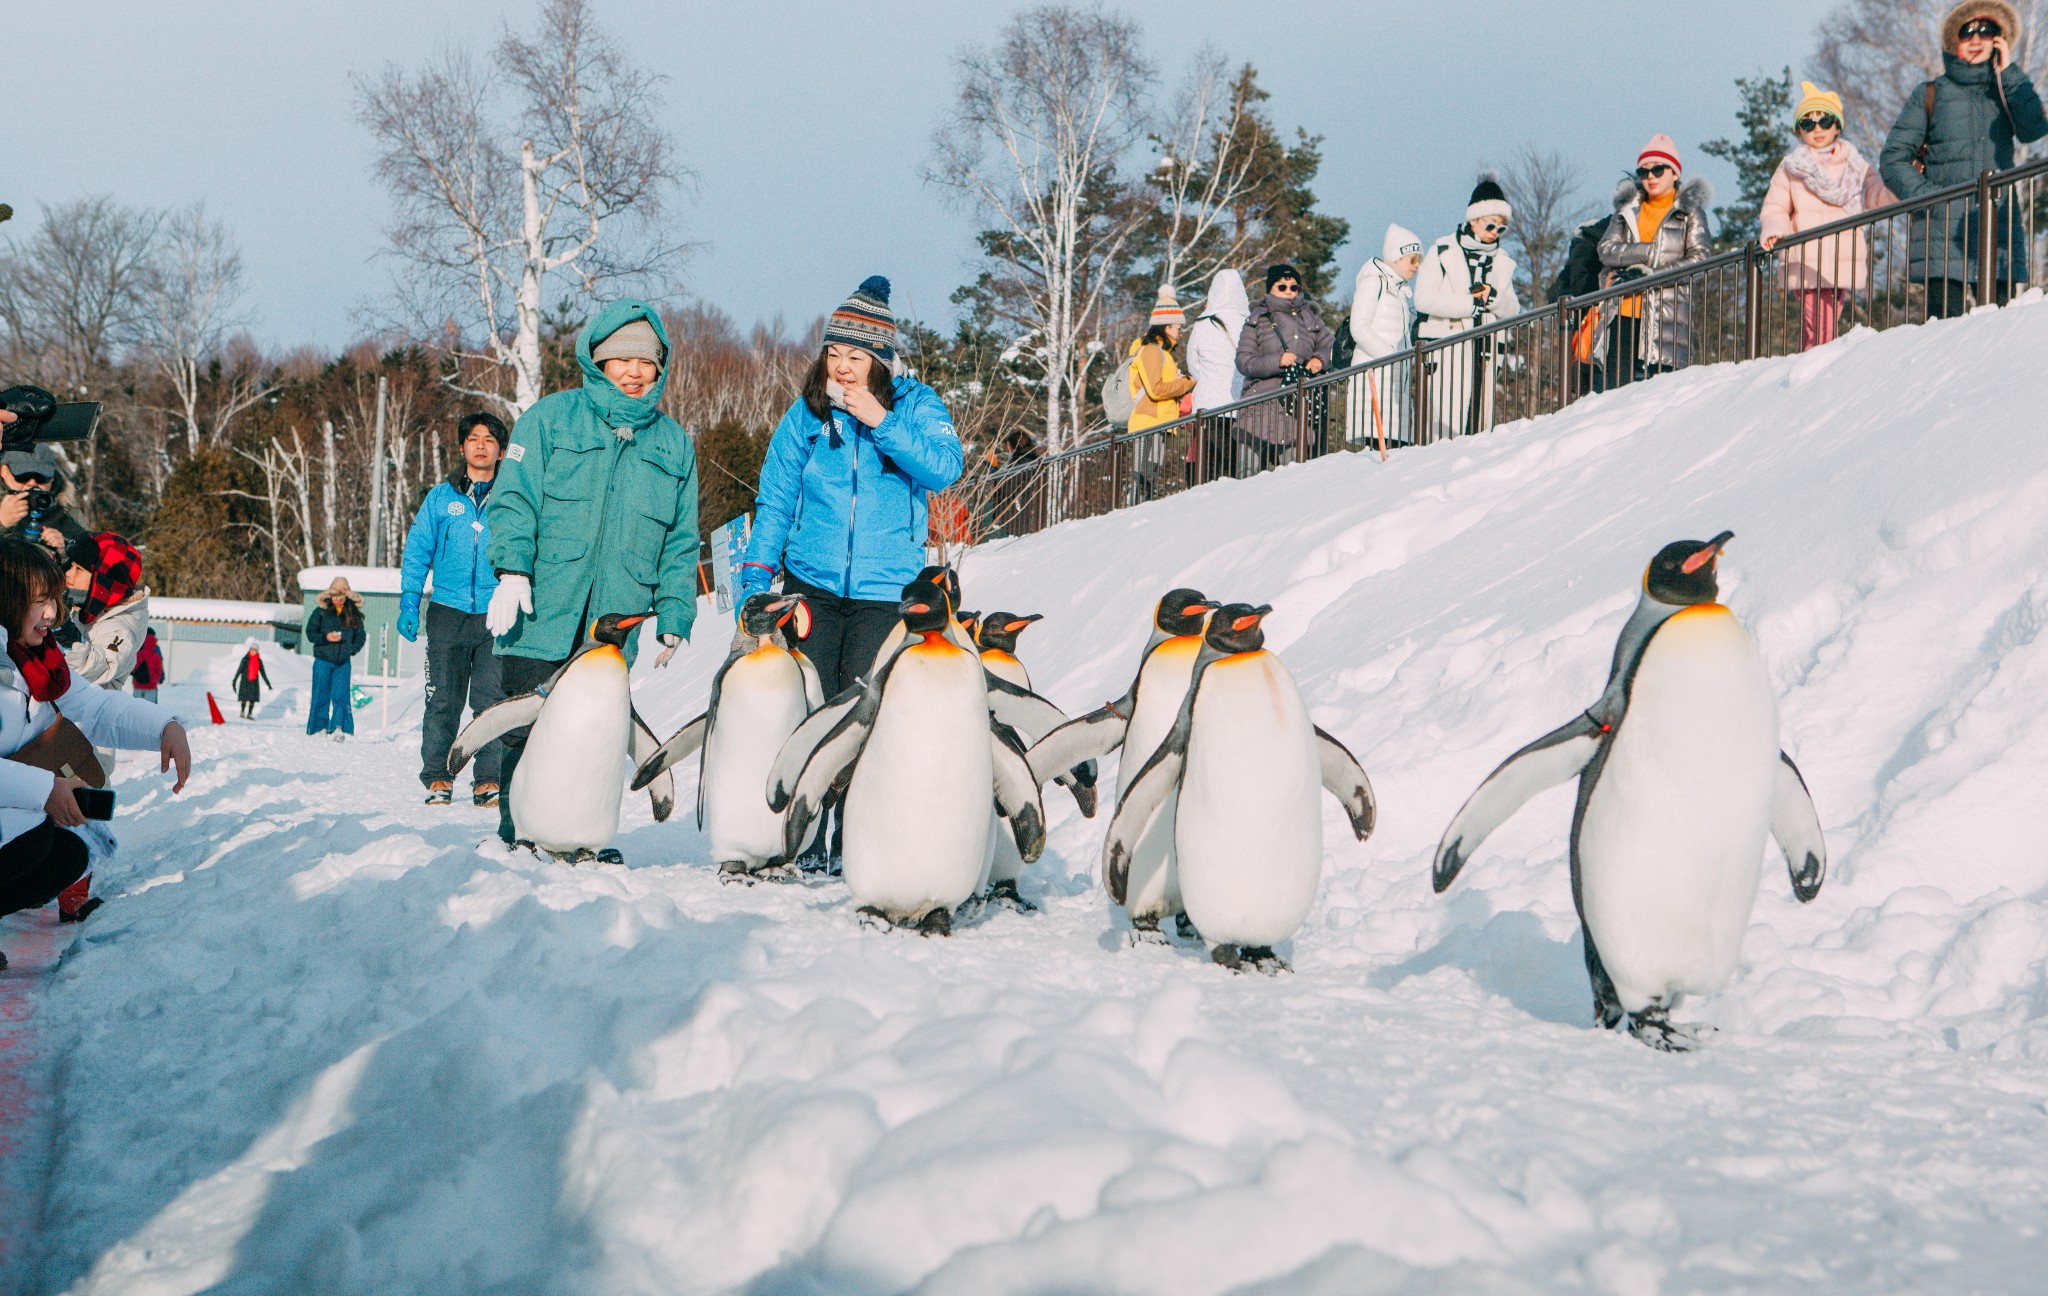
[631,593,823,881]
[450,613,675,863]
[1431,532,1828,1050]
[966,611,1049,910]
[772,580,1045,934]
[1028,588,1217,938]
[1103,604,1376,971]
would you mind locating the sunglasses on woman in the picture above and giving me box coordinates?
[1796,113,1841,132]
[1959,18,2002,39]
[1634,164,1675,180]
[1269,282,1302,296]
[1475,218,1510,233]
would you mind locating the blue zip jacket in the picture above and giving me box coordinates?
[399,474,498,618]
[741,378,963,602]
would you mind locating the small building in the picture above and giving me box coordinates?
[296,566,420,680]
[149,598,305,685]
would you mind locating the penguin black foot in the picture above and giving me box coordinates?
[795,848,840,877]
[595,848,624,867]
[1174,912,1200,942]
[718,860,757,886]
[1211,944,1290,975]
[1125,915,1170,947]
[1625,1006,1711,1053]
[59,897,104,924]
[985,880,1037,914]
[856,906,894,932]
[917,907,953,938]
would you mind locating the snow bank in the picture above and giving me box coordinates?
[20,301,2048,1292]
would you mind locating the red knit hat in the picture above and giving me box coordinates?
[1638,133,1682,173]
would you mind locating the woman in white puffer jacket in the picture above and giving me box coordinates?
[1344,224,1422,450]
[1183,267,1251,481]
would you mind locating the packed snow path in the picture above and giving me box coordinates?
[23,300,2048,1293]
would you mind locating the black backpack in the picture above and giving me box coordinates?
[1331,312,1356,369]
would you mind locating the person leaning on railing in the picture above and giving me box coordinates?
[1877,1,2048,319]
[1597,135,1713,388]
[1343,224,1421,450]
[1234,264,1334,472]
[1184,267,1249,484]
[1127,287,1197,498]
[1760,83,1895,352]
[1414,178,1520,442]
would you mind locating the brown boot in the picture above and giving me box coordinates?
[472,782,500,808]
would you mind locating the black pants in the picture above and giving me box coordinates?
[0,819,90,918]
[1927,278,2012,319]
[421,603,505,786]
[784,575,902,698]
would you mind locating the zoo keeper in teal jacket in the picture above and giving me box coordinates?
[738,275,963,698]
[483,298,700,848]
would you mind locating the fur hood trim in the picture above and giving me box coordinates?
[1611,175,1715,213]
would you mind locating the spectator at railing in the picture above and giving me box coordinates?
[1761,83,1895,351]
[1878,2,2047,319]
[1598,136,1713,387]
[1235,265,1334,473]
[1185,267,1249,483]
[1127,287,1196,499]
[1415,178,1520,441]
[1555,214,1613,395]
[1344,225,1421,451]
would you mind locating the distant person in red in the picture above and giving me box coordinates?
[234,641,273,720]
[132,628,164,702]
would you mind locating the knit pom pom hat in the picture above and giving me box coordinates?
[1147,285,1186,328]
[1943,0,2021,52]
[822,275,897,365]
[1465,175,1511,225]
[1795,81,1844,124]
[1637,133,1683,174]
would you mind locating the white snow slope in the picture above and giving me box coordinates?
[15,299,2048,1295]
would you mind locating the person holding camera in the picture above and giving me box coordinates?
[1415,178,1522,440]
[1878,2,2048,319]
[0,538,192,965]
[0,442,89,551]
[1598,136,1713,388]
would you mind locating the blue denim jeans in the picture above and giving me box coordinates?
[307,657,355,734]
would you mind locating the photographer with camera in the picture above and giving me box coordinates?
[0,442,89,551]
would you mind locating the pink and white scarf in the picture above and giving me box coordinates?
[1782,140,1872,212]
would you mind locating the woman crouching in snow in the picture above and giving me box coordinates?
[0,539,191,965]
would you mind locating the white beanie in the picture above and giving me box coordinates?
[1382,224,1423,262]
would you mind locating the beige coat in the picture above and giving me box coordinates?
[1760,149,1894,291]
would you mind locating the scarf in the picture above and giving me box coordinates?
[1457,228,1500,319]
[1781,140,1871,211]
[9,631,71,702]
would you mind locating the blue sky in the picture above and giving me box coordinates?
[10,0,1839,348]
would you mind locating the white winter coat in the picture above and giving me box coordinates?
[1186,268,1250,412]
[64,586,150,689]
[1347,259,1415,360]
[1412,233,1521,340]
[0,626,176,850]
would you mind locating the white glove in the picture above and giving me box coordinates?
[486,574,533,637]
[655,633,681,668]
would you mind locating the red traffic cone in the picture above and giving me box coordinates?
[206,692,226,725]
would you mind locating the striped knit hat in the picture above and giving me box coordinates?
[822,275,896,364]
[1148,285,1186,328]
[1637,133,1682,174]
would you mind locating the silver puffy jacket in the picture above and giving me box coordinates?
[1598,176,1715,370]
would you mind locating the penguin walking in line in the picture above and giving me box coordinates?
[1431,532,1828,1051]
[1027,588,1216,940]
[965,610,1050,910]
[1103,604,1376,972]
[450,613,676,864]
[631,593,822,882]
[773,580,1046,934]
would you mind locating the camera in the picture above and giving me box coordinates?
[23,486,56,542]
[0,385,101,451]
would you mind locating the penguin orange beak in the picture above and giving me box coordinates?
[1681,530,1734,574]
[616,614,650,630]
[1231,605,1273,632]
[902,602,930,616]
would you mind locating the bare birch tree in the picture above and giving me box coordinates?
[929,5,1154,452]
[1497,146,1590,305]
[354,0,686,415]
[0,196,159,393]
[137,202,275,450]
[1147,51,1262,298]
[1813,0,2048,148]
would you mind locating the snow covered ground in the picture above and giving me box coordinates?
[12,298,2048,1293]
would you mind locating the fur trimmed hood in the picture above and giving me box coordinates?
[1943,0,2020,53]
[1611,175,1715,214]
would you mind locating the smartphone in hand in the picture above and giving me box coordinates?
[72,787,115,821]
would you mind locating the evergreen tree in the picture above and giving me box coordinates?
[1701,68,1793,249]
[696,418,769,540]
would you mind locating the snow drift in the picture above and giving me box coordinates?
[15,298,2048,1293]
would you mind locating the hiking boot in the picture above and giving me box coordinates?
[472,783,500,808]
[425,782,454,806]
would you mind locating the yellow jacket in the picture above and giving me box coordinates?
[1128,338,1195,432]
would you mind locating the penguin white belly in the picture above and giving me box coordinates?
[1119,637,1199,919]
[843,644,993,920]
[705,648,810,867]
[982,652,1029,888]
[511,650,633,854]
[1577,606,1779,1012]
[982,653,1029,693]
[1174,653,1322,947]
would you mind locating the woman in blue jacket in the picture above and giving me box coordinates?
[739,276,963,697]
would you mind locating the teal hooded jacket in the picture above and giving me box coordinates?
[485,300,699,663]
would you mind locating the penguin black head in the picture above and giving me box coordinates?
[1156,588,1217,637]
[912,565,961,616]
[739,592,809,640]
[1205,603,1271,655]
[1645,531,1734,606]
[956,610,982,640]
[974,612,1042,655]
[899,580,952,637]
[590,613,650,648]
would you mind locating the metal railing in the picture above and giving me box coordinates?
[936,157,2048,544]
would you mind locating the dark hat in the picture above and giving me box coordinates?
[1466,174,1512,224]
[1265,263,1303,290]
[0,442,60,482]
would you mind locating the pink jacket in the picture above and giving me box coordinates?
[1761,149,1896,291]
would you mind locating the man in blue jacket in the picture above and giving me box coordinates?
[399,413,507,806]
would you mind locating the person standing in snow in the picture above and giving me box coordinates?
[1761,83,1895,351]
[1184,267,1249,484]
[232,641,272,720]
[1234,264,1334,473]
[304,576,366,740]
[1878,2,2048,318]
[56,532,149,691]
[0,539,192,965]
[1598,136,1713,387]
[1127,287,1196,498]
[485,300,700,850]
[131,628,164,702]
[738,276,963,700]
[1343,225,1422,450]
[399,413,508,808]
[1414,178,1520,440]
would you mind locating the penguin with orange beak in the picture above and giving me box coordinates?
[450,612,674,863]
[1432,532,1827,1050]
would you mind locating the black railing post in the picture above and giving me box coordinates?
[1744,242,1764,361]
[1410,338,1428,445]
[1555,297,1573,409]
[1976,168,1998,306]
[1111,435,1125,510]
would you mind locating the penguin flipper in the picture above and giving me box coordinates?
[767,685,865,811]
[795,651,825,711]
[1771,752,1826,902]
[1026,703,1130,788]
[1101,739,1185,906]
[1314,726,1377,842]
[448,692,547,777]
[631,713,706,792]
[1432,713,1604,894]
[989,725,1047,864]
[781,704,876,860]
[630,707,676,822]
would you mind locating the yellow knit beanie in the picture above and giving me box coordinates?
[1795,81,1844,124]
